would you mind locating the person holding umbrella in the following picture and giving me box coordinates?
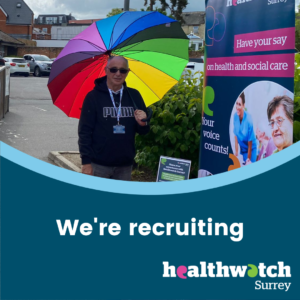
[48,11,189,180]
[78,56,150,180]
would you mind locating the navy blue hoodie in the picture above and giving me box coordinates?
[78,76,150,167]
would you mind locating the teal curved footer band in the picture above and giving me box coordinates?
[0,141,299,195]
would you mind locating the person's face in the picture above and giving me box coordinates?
[236,97,244,116]
[105,57,129,87]
[270,105,293,151]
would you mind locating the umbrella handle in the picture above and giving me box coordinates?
[126,86,152,123]
[141,107,153,123]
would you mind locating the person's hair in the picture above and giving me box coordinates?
[267,95,294,122]
[239,92,245,105]
[107,55,129,69]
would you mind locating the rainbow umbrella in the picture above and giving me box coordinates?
[48,11,189,118]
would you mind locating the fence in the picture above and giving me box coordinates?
[0,66,10,120]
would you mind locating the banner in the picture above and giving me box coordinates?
[199,0,295,177]
[1,142,300,299]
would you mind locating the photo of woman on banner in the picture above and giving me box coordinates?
[229,81,294,167]
[233,92,257,164]
[267,95,294,153]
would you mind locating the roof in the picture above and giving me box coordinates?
[0,30,24,46]
[187,33,201,39]
[182,11,205,26]
[0,0,33,25]
[0,5,7,16]
[69,19,102,24]
[38,14,72,17]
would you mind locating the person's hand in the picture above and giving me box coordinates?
[134,110,147,126]
[235,152,238,157]
[245,158,252,165]
[82,164,93,175]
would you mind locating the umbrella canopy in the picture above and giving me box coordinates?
[48,11,189,119]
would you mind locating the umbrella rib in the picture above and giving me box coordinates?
[95,13,125,50]
[129,69,161,101]
[109,11,157,49]
[125,56,184,81]
[50,55,106,86]
[113,37,188,53]
[51,56,105,105]
[55,48,106,66]
[73,39,107,52]
[114,48,189,61]
[108,12,129,50]
[68,60,106,116]
[113,36,189,53]
[56,40,106,62]
[111,18,183,50]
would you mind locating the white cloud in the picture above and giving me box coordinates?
[24,0,205,20]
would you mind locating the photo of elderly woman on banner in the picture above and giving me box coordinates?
[229,81,294,166]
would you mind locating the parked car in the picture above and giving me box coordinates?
[3,57,30,76]
[0,55,5,66]
[23,54,53,77]
[182,61,204,85]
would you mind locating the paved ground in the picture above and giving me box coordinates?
[0,75,79,163]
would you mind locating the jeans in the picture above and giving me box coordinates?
[91,162,132,181]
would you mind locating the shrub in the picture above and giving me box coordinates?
[135,71,203,178]
[294,53,300,142]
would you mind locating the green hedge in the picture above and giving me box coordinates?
[135,71,203,178]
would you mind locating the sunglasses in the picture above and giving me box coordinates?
[108,67,129,74]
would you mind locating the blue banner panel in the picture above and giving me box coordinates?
[0,142,300,299]
[199,0,296,177]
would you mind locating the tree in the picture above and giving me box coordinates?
[144,0,188,22]
[141,5,168,16]
[296,5,300,52]
[106,8,123,18]
[144,0,156,11]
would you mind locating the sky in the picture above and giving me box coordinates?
[24,0,206,20]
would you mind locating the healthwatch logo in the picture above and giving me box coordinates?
[227,0,252,7]
[163,261,292,291]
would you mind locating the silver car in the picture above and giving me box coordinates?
[23,54,53,77]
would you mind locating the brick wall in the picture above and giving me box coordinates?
[17,47,63,58]
[33,24,52,40]
[0,9,33,39]
[189,51,203,58]
[0,8,7,31]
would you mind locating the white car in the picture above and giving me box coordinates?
[4,57,30,77]
[182,61,204,85]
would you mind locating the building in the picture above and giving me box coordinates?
[0,30,24,57]
[34,14,76,38]
[187,32,203,51]
[182,11,205,40]
[51,26,88,40]
[35,14,76,25]
[0,0,34,40]
[68,19,101,26]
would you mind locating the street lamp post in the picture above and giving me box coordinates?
[124,0,130,11]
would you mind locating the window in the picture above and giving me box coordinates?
[190,43,196,50]
[193,26,199,34]
[59,16,63,23]
[42,28,47,33]
[46,17,58,24]
[39,16,43,23]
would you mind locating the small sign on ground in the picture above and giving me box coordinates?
[156,156,191,182]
